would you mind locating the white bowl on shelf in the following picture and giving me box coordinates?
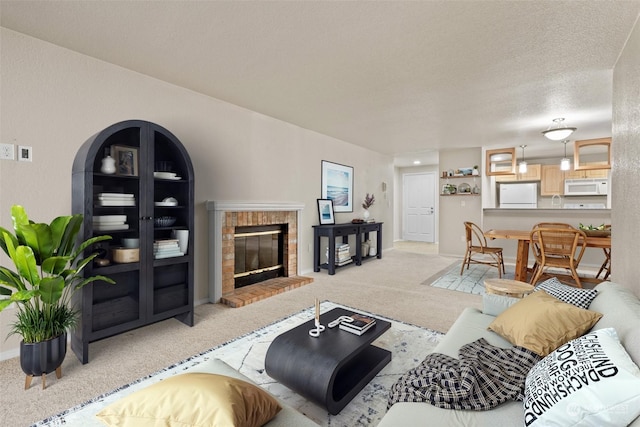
[154,197,178,207]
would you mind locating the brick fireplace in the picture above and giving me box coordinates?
[206,201,313,307]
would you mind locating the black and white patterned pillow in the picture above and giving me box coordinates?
[534,277,597,309]
[524,328,640,426]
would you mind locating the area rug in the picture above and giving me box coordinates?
[424,261,515,295]
[32,301,443,427]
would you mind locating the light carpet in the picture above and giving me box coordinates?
[425,261,515,295]
[33,301,443,427]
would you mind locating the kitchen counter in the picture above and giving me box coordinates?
[483,208,610,212]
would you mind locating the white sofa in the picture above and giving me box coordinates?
[378,282,640,427]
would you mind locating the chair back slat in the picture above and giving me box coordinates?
[465,222,488,249]
[529,226,587,287]
[461,221,504,278]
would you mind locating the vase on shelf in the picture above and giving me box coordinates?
[100,148,116,174]
[363,209,370,221]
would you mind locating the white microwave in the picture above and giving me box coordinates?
[564,178,609,196]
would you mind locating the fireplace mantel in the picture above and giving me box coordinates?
[206,201,305,302]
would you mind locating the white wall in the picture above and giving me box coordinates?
[0,29,394,358]
[612,18,640,296]
[438,148,483,257]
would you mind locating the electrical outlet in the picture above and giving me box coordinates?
[0,143,15,160]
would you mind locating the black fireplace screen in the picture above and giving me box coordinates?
[234,225,285,288]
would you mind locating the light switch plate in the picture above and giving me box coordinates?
[0,143,15,160]
[18,146,33,162]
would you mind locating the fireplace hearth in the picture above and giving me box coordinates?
[207,201,313,307]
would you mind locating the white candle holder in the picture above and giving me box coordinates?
[309,319,326,337]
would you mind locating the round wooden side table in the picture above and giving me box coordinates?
[484,278,535,298]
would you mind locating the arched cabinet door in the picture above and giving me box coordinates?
[72,120,194,364]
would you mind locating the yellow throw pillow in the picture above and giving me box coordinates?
[488,290,602,357]
[96,372,282,427]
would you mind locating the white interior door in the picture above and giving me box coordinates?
[403,172,436,242]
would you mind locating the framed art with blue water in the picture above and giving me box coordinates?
[321,160,353,213]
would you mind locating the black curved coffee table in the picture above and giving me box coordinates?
[265,307,391,415]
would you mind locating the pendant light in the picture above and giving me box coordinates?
[560,140,571,171]
[542,118,576,141]
[519,145,527,173]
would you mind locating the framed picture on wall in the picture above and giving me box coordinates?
[321,160,353,212]
[112,145,139,176]
[317,199,335,225]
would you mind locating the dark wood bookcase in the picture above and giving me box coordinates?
[71,120,194,364]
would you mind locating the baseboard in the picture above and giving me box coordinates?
[0,347,19,362]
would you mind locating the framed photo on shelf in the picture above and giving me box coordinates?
[321,160,353,212]
[317,199,335,225]
[112,145,138,176]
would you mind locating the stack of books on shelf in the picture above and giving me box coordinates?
[96,193,136,207]
[153,239,184,259]
[339,313,377,336]
[93,215,129,231]
[326,243,352,267]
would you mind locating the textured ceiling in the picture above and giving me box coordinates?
[2,1,639,166]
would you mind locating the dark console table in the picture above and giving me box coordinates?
[265,307,391,414]
[313,222,383,275]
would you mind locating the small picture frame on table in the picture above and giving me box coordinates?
[317,199,335,225]
[112,145,139,176]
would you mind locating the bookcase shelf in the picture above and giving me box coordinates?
[71,120,194,364]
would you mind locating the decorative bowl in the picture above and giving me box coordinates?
[154,216,176,227]
[458,182,471,193]
[582,229,611,237]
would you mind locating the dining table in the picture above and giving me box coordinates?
[484,229,611,282]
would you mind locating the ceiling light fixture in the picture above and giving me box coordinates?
[519,145,527,173]
[413,160,421,165]
[560,140,571,171]
[542,118,576,141]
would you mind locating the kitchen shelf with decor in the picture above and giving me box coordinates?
[440,172,481,196]
[71,120,194,364]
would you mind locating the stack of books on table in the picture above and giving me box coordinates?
[93,215,129,231]
[96,193,136,207]
[327,243,352,267]
[153,239,184,259]
[339,313,377,336]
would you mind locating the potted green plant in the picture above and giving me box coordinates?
[0,205,114,389]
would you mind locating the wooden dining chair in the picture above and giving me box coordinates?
[529,226,587,287]
[596,225,612,280]
[530,223,576,272]
[460,222,505,278]
[597,248,612,280]
[533,222,575,229]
